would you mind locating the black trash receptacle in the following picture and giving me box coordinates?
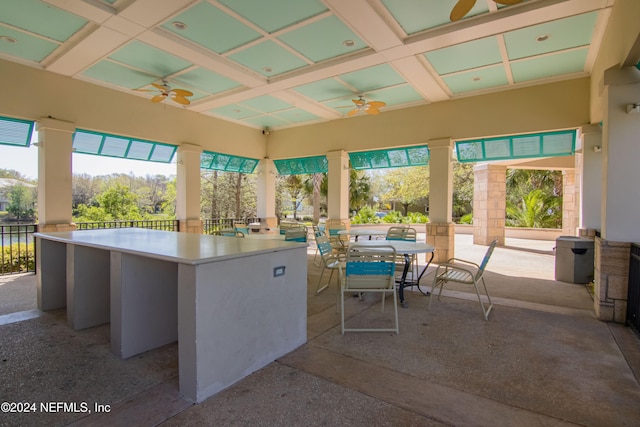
[555,236,594,284]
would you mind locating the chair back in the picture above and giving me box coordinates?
[285,227,307,242]
[316,235,334,257]
[386,226,417,241]
[344,245,396,290]
[234,223,249,235]
[476,239,498,280]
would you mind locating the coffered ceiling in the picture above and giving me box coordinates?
[0,0,613,130]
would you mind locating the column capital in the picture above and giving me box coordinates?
[473,163,507,172]
[427,137,453,149]
[580,124,602,135]
[326,149,348,160]
[36,117,75,133]
[177,143,203,154]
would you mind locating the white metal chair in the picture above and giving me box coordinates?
[326,219,348,252]
[339,244,399,334]
[234,222,249,235]
[315,234,345,312]
[285,226,308,242]
[428,239,498,320]
[386,226,419,281]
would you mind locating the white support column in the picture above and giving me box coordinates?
[36,117,76,232]
[176,144,203,234]
[256,158,277,230]
[579,124,602,234]
[326,150,350,224]
[425,138,455,263]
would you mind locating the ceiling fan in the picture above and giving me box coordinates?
[450,0,523,22]
[339,96,386,117]
[136,80,193,105]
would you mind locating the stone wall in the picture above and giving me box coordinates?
[594,237,631,323]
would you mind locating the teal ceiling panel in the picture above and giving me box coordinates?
[0,26,59,62]
[441,65,508,94]
[228,40,308,77]
[108,41,192,76]
[241,95,293,113]
[425,37,502,75]
[274,156,328,175]
[338,64,406,93]
[504,12,598,60]
[368,85,424,106]
[456,130,575,162]
[294,78,353,101]
[277,16,366,63]
[82,60,158,89]
[209,104,260,120]
[173,68,242,94]
[73,130,177,163]
[349,145,429,170]
[243,115,289,128]
[0,117,34,147]
[161,2,261,54]
[511,48,588,83]
[381,0,486,35]
[274,109,320,123]
[0,0,87,42]
[201,151,259,173]
[218,0,328,33]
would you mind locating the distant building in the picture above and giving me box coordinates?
[0,178,36,212]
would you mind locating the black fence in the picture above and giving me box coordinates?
[202,217,260,234]
[627,243,640,334]
[75,220,179,231]
[0,224,37,275]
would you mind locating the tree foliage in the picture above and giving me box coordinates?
[7,184,35,220]
[375,166,429,215]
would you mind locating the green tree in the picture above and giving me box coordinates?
[96,184,142,220]
[453,162,474,220]
[506,189,561,228]
[7,185,35,220]
[379,166,429,215]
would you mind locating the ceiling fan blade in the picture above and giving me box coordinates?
[151,83,167,91]
[172,89,193,97]
[493,0,522,4]
[346,109,359,117]
[450,0,476,21]
[171,94,191,105]
[366,107,381,115]
[151,94,166,103]
[352,98,366,106]
[367,101,386,108]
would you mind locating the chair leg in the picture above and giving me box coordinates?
[474,277,493,321]
[340,277,346,335]
[315,266,328,294]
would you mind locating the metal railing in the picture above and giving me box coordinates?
[0,224,37,275]
[75,219,179,231]
[202,217,259,234]
[627,243,640,335]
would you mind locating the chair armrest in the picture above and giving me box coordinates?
[444,258,481,269]
[435,263,476,279]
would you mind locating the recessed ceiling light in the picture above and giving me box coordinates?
[0,36,17,43]
[172,21,187,30]
[343,40,356,48]
[262,67,273,73]
[536,34,550,42]
[472,76,481,82]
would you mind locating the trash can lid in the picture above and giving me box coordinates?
[555,236,594,249]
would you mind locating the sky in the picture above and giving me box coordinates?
[0,143,177,180]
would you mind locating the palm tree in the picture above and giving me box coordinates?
[506,189,561,228]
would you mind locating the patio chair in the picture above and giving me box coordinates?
[339,244,399,334]
[386,226,419,281]
[428,239,498,321]
[220,228,244,237]
[315,234,346,311]
[234,222,249,235]
[312,225,325,266]
[326,220,348,252]
[285,227,307,242]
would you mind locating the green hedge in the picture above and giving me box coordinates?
[1,242,35,273]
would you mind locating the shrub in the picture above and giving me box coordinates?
[351,206,380,224]
[1,242,35,273]
[381,211,406,223]
[405,212,428,223]
[460,213,473,224]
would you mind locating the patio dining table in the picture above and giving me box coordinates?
[355,240,435,308]
[337,228,387,241]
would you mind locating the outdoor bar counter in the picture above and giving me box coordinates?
[34,228,308,403]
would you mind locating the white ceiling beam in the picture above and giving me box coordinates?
[390,56,449,103]
[118,0,196,28]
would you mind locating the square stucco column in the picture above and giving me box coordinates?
[256,158,278,230]
[578,125,602,235]
[473,164,506,246]
[36,117,76,232]
[425,138,454,263]
[562,169,577,236]
[176,144,202,234]
[326,150,350,225]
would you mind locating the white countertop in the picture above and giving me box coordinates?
[35,228,306,265]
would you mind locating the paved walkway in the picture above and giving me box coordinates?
[1,235,639,426]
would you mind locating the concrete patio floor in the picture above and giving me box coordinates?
[1,234,639,426]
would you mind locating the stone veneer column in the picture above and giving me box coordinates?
[473,164,506,246]
[36,117,76,232]
[425,138,454,263]
[562,169,577,236]
[594,237,631,322]
[176,144,203,234]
